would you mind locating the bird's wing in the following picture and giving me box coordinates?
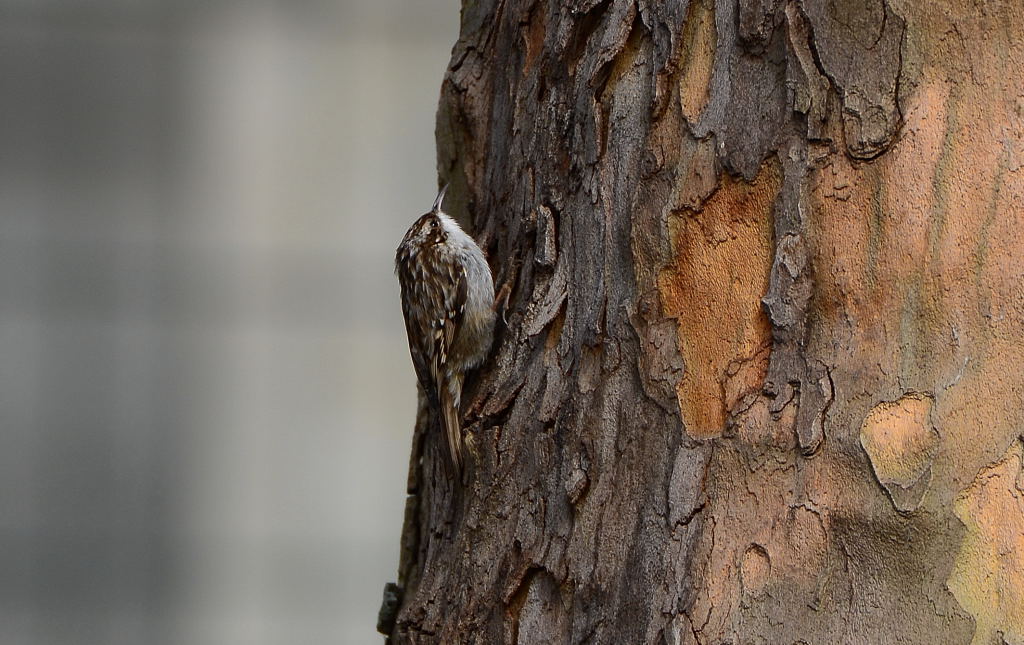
[397,260,435,404]
[430,262,466,472]
[397,250,467,473]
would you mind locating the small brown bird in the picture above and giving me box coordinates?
[395,187,495,473]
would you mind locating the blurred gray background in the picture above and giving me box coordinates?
[0,1,458,643]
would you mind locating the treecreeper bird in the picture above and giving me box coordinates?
[395,186,495,474]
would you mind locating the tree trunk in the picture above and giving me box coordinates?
[382,1,1024,643]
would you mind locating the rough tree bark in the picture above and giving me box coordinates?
[381,1,1024,643]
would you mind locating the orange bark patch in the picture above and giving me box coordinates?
[521,3,546,77]
[948,440,1024,645]
[677,0,716,123]
[810,65,1024,509]
[860,392,939,512]
[739,544,770,597]
[659,167,778,439]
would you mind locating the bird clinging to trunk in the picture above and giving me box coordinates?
[395,186,495,474]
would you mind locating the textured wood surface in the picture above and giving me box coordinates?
[384,1,1024,643]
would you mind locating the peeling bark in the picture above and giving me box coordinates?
[383,1,1024,643]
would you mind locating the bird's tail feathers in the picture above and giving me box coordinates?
[439,387,463,475]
